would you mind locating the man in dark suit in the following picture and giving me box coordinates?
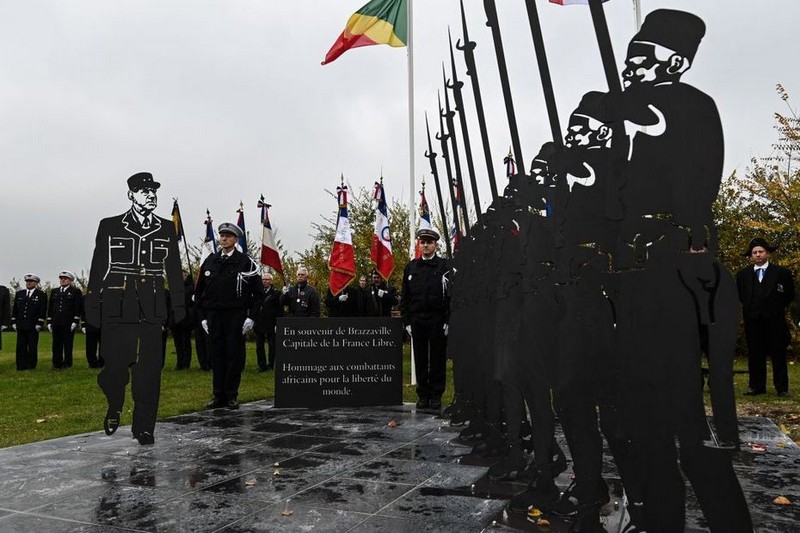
[85,172,185,445]
[736,237,795,396]
[196,223,264,409]
[171,274,196,370]
[47,270,83,369]
[365,270,399,318]
[0,282,10,351]
[11,273,48,370]
[281,267,321,317]
[254,272,282,371]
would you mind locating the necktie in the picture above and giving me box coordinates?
[142,219,150,229]
[28,290,32,298]
[757,268,764,282]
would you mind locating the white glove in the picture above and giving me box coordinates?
[405,325,412,337]
[282,286,289,294]
[35,325,42,332]
[201,319,209,334]
[377,289,386,298]
[242,317,254,335]
[70,323,77,332]
[443,324,449,336]
[338,294,348,302]
[12,324,17,331]
[81,327,87,334]
[47,324,53,332]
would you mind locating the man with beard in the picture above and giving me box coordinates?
[603,10,751,531]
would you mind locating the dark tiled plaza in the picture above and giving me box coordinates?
[0,403,797,532]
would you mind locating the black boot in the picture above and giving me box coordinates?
[508,463,560,514]
[488,445,529,480]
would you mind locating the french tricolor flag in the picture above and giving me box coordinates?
[371,180,394,281]
[328,182,357,296]
[258,195,283,277]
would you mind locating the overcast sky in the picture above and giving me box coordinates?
[1,0,798,287]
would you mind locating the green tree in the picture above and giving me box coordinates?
[714,84,800,275]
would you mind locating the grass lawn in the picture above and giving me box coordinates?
[0,331,796,448]
[0,331,453,448]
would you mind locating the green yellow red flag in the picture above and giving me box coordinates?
[322,0,408,65]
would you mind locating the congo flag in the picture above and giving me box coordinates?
[322,0,407,65]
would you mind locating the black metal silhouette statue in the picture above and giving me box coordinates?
[437,7,751,533]
[85,172,185,445]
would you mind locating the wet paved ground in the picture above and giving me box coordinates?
[0,402,797,532]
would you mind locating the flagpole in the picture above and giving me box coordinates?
[407,0,417,388]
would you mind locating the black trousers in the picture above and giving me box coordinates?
[172,325,193,369]
[85,328,103,367]
[411,314,447,400]
[51,325,75,368]
[255,328,276,369]
[16,328,39,370]
[744,317,789,393]
[97,323,162,437]
[207,308,247,400]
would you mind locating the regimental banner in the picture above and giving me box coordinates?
[274,317,403,408]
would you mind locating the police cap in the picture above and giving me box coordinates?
[58,270,76,281]
[416,228,440,241]
[24,273,40,283]
[218,222,243,238]
[127,172,161,192]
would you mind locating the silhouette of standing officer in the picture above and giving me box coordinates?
[85,172,185,445]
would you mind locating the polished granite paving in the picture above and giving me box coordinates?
[0,402,797,532]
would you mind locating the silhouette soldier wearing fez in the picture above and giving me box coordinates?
[736,237,795,396]
[85,172,185,445]
[603,10,751,531]
[12,273,48,370]
[195,223,264,410]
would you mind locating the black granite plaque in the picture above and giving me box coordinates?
[274,317,403,408]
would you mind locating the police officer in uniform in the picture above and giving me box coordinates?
[85,172,185,445]
[196,223,264,409]
[400,228,450,410]
[12,273,48,370]
[47,270,83,369]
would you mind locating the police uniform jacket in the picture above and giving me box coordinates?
[48,285,83,326]
[400,255,450,325]
[85,209,185,328]
[12,288,48,330]
[195,250,264,318]
[254,286,283,333]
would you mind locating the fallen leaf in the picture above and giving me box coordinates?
[281,510,294,516]
[750,443,767,452]
[779,424,789,435]
[537,518,550,527]
[273,470,281,476]
[387,419,398,428]
[527,507,542,518]
[244,479,256,487]
[273,462,280,467]
[35,419,46,424]
[773,496,791,505]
